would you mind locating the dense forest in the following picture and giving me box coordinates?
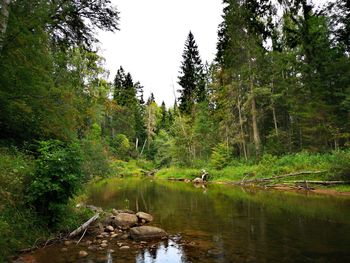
[1,0,350,260]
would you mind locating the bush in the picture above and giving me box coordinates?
[329,150,350,180]
[110,134,130,160]
[26,140,84,226]
[210,143,231,170]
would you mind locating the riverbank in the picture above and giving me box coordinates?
[154,151,350,195]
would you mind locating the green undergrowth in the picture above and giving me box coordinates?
[110,158,156,177]
[0,146,95,261]
[155,151,350,185]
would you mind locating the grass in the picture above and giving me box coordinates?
[155,151,350,190]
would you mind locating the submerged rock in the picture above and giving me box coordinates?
[136,212,153,223]
[130,226,167,240]
[78,250,88,258]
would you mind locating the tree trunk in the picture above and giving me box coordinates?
[250,83,261,155]
[237,98,248,160]
[0,0,11,53]
[272,105,279,137]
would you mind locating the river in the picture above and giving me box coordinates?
[31,178,350,262]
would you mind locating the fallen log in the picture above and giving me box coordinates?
[240,170,326,184]
[292,180,350,186]
[69,213,99,238]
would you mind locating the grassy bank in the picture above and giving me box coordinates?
[155,151,350,192]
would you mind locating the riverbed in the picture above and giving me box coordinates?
[31,178,350,262]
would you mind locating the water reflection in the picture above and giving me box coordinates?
[135,240,185,263]
[31,178,350,263]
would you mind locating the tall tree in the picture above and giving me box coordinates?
[178,31,205,114]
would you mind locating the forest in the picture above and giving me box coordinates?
[1,0,350,261]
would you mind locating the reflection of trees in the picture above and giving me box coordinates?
[87,178,350,262]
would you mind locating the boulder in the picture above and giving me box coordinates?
[136,212,153,223]
[130,226,167,240]
[112,209,135,215]
[113,213,138,229]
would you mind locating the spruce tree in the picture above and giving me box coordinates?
[178,31,205,114]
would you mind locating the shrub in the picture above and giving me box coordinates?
[110,134,130,160]
[26,140,83,226]
[329,150,350,180]
[210,143,231,170]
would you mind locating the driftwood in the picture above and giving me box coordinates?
[240,170,326,184]
[69,213,99,238]
[293,180,350,185]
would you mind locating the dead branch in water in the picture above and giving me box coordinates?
[69,213,99,238]
[293,180,350,185]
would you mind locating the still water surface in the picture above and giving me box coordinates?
[33,178,350,262]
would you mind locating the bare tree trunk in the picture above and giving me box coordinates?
[250,77,261,155]
[0,0,11,53]
[272,106,279,137]
[237,98,248,160]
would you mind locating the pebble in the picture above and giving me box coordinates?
[106,225,114,232]
[120,246,130,250]
[61,247,68,252]
[64,241,72,246]
[100,243,108,248]
[102,240,108,244]
[111,233,118,238]
[108,249,115,253]
[79,250,88,258]
[88,246,96,251]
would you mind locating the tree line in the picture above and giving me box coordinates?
[0,0,349,168]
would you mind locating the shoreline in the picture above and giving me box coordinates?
[162,177,350,197]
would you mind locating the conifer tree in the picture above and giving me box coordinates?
[178,31,205,114]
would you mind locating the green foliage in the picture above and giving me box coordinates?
[210,143,231,170]
[329,150,350,180]
[26,140,83,225]
[110,134,131,160]
[153,130,172,167]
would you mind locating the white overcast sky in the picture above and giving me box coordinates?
[97,0,331,107]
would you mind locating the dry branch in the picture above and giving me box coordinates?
[293,180,350,185]
[240,170,326,184]
[69,213,99,238]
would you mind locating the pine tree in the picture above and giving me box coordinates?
[178,31,205,114]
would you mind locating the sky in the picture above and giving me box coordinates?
[97,0,223,106]
[97,0,331,107]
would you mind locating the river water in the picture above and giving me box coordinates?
[32,178,350,263]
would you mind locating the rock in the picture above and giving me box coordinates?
[136,212,153,223]
[120,246,130,250]
[78,250,88,258]
[130,226,167,240]
[64,240,72,246]
[112,209,135,215]
[108,249,115,253]
[61,247,68,252]
[184,179,191,183]
[193,177,204,184]
[121,234,129,239]
[96,234,103,239]
[102,240,108,244]
[114,213,138,229]
[105,225,114,232]
[111,233,119,238]
[87,246,96,251]
[85,240,92,246]
[100,243,108,248]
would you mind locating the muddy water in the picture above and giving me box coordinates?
[32,178,350,262]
